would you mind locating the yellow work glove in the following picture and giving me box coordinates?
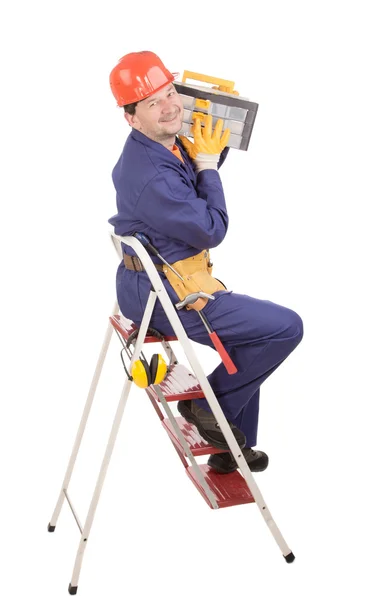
[180,115,230,173]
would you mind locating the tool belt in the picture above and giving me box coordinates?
[123,250,225,311]
[123,252,164,272]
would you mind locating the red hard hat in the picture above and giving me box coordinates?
[109,51,177,107]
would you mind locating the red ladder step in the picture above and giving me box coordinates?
[109,314,177,342]
[146,365,205,402]
[187,466,255,509]
[163,417,255,508]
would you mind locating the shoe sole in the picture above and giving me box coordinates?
[208,456,269,474]
[178,402,233,450]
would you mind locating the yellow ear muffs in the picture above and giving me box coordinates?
[124,328,169,388]
[130,353,167,388]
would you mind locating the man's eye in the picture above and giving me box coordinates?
[149,102,157,107]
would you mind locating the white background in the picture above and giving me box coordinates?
[1,1,366,598]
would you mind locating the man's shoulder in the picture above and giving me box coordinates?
[113,132,158,186]
[114,131,185,189]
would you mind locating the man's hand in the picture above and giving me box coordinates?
[180,115,230,159]
[180,115,230,172]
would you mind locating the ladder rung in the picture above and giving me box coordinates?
[162,417,225,456]
[109,314,177,342]
[186,465,255,509]
[146,364,205,402]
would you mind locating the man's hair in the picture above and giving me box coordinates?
[124,102,138,115]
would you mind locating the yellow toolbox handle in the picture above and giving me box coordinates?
[182,70,235,94]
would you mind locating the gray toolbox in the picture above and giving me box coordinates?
[175,70,259,151]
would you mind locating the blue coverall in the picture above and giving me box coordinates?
[109,129,303,447]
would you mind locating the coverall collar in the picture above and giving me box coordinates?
[130,128,196,179]
[130,128,187,159]
[130,128,176,152]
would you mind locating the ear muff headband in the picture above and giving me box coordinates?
[126,327,165,349]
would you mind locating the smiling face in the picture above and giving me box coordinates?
[124,83,184,149]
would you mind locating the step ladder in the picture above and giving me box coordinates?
[48,233,295,595]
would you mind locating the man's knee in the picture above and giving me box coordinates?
[281,308,303,347]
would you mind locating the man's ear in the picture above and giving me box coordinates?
[124,112,139,129]
[124,112,133,127]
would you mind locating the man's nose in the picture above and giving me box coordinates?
[161,97,176,112]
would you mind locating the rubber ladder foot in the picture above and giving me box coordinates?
[284,552,295,563]
[68,584,78,595]
[47,523,56,532]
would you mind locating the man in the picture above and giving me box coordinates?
[108,51,303,474]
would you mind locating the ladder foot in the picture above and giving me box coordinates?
[68,584,78,595]
[47,523,56,532]
[284,552,295,563]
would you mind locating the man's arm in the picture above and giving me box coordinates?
[134,168,228,250]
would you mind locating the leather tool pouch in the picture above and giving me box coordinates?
[163,250,226,311]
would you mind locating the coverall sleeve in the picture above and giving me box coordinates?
[135,169,229,250]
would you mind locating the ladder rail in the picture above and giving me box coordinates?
[69,286,159,589]
[69,376,133,590]
[48,301,118,530]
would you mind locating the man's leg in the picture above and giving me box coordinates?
[188,293,302,411]
[206,389,268,473]
[233,389,260,449]
[179,290,303,443]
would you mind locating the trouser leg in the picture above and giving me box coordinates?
[233,390,260,448]
[182,292,303,444]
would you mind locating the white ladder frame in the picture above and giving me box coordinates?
[48,233,294,595]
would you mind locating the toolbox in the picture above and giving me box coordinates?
[175,70,259,150]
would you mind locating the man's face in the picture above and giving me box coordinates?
[125,83,184,146]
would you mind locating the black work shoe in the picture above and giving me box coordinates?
[177,400,246,450]
[207,448,269,474]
